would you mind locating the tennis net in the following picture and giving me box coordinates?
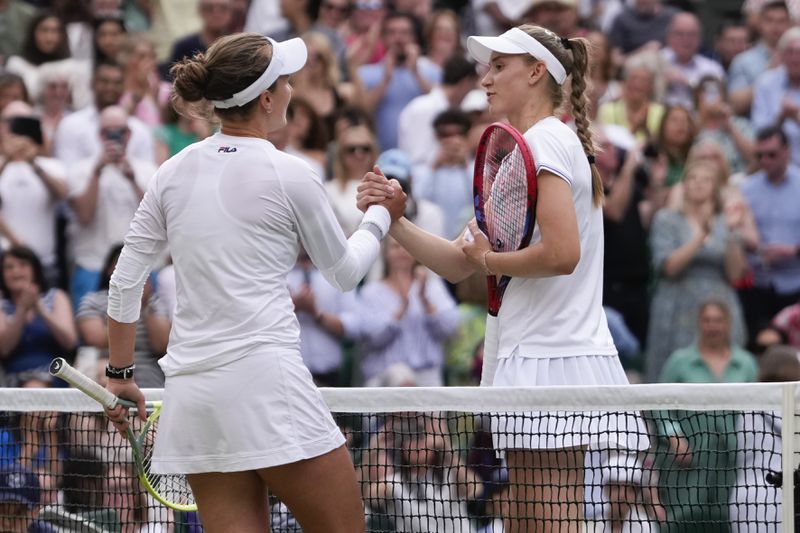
[0,382,796,532]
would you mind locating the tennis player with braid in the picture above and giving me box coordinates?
[359,25,647,532]
[101,33,405,532]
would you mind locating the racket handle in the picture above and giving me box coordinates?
[480,315,500,387]
[49,358,136,409]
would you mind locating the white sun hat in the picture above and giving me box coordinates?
[211,36,308,109]
[466,27,567,85]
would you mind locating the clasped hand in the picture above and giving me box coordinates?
[355,166,407,221]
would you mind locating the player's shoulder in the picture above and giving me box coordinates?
[268,146,324,185]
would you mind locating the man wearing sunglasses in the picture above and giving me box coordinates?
[740,125,800,342]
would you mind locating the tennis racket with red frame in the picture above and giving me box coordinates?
[473,123,538,385]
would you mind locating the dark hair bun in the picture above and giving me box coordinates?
[171,55,210,102]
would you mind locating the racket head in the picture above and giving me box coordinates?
[473,122,538,315]
[129,402,197,512]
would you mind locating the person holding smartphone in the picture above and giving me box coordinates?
[0,100,68,285]
[66,105,156,310]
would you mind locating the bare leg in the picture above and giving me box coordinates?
[505,447,587,533]
[186,470,270,533]
[259,445,364,533]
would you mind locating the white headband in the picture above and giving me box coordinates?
[466,27,568,85]
[211,36,307,109]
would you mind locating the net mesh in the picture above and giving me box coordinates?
[0,384,795,532]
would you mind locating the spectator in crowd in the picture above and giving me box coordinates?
[730,343,800,532]
[358,11,442,150]
[693,77,755,177]
[598,134,658,349]
[647,161,749,381]
[77,244,170,388]
[4,12,74,106]
[661,12,725,109]
[597,54,665,141]
[728,0,791,116]
[35,62,74,155]
[0,0,37,61]
[656,104,696,188]
[359,237,459,386]
[312,0,350,57]
[288,249,360,387]
[92,14,127,65]
[586,30,622,119]
[740,126,800,339]
[748,322,790,356]
[167,0,232,69]
[326,123,379,235]
[0,463,55,533]
[414,109,474,240]
[362,412,482,533]
[398,55,477,167]
[342,0,386,68]
[292,31,360,132]
[420,9,463,69]
[154,100,212,164]
[119,36,170,127]
[656,299,758,531]
[772,298,800,347]
[522,0,582,38]
[752,26,800,167]
[285,97,329,176]
[713,20,751,73]
[0,246,77,387]
[607,0,679,56]
[0,73,29,112]
[53,62,155,167]
[66,105,156,309]
[0,101,68,283]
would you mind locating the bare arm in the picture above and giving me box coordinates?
[0,308,30,356]
[70,163,103,225]
[390,218,476,283]
[724,237,748,283]
[661,230,706,278]
[144,309,170,356]
[464,173,581,278]
[30,160,69,200]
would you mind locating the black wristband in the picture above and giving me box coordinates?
[105,364,135,380]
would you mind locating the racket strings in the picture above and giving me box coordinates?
[482,130,531,253]
[138,411,196,507]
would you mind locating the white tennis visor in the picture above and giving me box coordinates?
[467,27,567,85]
[211,36,307,109]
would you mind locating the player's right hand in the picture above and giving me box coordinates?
[356,166,396,212]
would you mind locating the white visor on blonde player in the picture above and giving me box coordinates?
[211,37,307,109]
[466,27,567,85]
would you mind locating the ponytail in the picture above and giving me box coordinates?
[563,36,604,207]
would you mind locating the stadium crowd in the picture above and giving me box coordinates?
[1,0,800,530]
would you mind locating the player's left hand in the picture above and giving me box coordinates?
[461,219,493,273]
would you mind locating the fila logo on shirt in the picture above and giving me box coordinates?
[218,146,238,153]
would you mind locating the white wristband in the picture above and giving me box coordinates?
[361,205,391,240]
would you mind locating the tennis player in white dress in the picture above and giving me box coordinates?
[101,33,406,533]
[358,24,648,532]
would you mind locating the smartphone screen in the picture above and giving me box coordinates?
[8,117,44,146]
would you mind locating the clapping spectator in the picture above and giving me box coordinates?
[357,11,442,150]
[359,238,459,386]
[119,36,170,127]
[597,55,665,141]
[0,246,77,387]
[420,9,463,70]
[656,104,696,188]
[646,162,749,381]
[77,244,170,388]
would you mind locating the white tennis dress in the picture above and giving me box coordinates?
[108,132,388,473]
[487,117,649,452]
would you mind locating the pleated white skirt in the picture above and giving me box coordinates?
[151,349,345,474]
[491,354,650,451]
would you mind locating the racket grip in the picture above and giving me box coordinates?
[49,358,136,409]
[480,315,500,387]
